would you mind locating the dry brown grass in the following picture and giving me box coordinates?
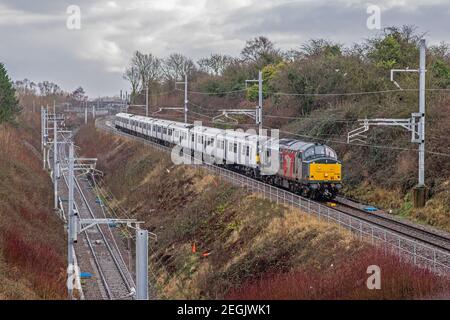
[0,114,67,300]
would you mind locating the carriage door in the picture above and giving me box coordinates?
[296,152,303,179]
[238,142,242,164]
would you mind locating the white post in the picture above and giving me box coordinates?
[136,229,149,300]
[146,84,149,117]
[41,106,44,151]
[258,70,263,133]
[184,73,188,124]
[43,107,47,169]
[54,118,58,210]
[418,39,426,187]
[68,142,75,299]
[85,107,87,124]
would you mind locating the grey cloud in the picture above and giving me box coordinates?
[1,0,449,97]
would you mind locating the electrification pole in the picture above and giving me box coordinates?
[54,118,58,210]
[41,106,44,151]
[184,74,188,124]
[245,71,263,133]
[347,39,427,207]
[68,142,75,299]
[42,107,47,169]
[146,84,149,117]
[258,70,263,133]
[175,74,189,123]
[418,39,426,187]
[136,229,149,300]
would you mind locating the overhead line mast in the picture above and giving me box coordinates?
[347,38,427,207]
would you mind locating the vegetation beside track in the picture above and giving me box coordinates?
[0,112,66,299]
[76,123,450,299]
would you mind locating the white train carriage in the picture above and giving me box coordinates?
[115,112,135,132]
[223,130,259,168]
[171,122,191,149]
[202,126,225,164]
[115,113,258,169]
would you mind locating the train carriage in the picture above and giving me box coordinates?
[115,113,342,200]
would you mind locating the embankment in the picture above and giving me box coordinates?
[76,123,449,299]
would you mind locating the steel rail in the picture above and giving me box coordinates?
[59,154,113,299]
[59,142,134,299]
[332,199,450,253]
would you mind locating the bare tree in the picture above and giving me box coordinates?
[37,81,62,96]
[71,87,87,102]
[197,53,234,76]
[131,51,162,91]
[123,65,140,97]
[241,36,280,65]
[162,53,196,82]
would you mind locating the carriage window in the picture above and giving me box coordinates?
[233,143,237,153]
[246,146,250,157]
[266,149,271,158]
[191,134,195,142]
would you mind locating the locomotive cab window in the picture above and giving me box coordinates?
[304,147,314,160]
[315,145,325,157]
[326,147,336,159]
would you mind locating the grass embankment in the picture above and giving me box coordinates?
[0,112,66,300]
[76,123,449,299]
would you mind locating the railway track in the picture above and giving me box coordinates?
[58,139,135,300]
[96,117,450,274]
[332,197,450,252]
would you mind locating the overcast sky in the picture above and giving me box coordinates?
[1,0,449,97]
